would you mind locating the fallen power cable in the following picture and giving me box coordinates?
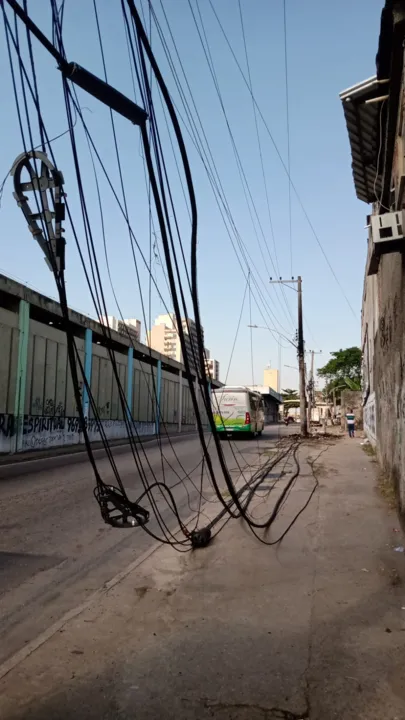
[191,440,300,548]
[2,0,323,551]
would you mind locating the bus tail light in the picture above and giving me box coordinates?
[245,412,251,425]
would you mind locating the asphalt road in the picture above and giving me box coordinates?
[0,425,289,666]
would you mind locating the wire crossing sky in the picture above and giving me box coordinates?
[1,0,331,549]
[0,0,382,390]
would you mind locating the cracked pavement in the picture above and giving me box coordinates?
[1,435,405,719]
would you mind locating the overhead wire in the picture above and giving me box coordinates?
[6,0,193,549]
[189,0,296,333]
[91,0,182,524]
[207,0,358,320]
[3,0,320,546]
[100,2,288,500]
[127,0,304,531]
[51,1,204,547]
[1,1,214,546]
[237,0,295,329]
[282,0,293,278]
[125,0,247,521]
[149,0,294,345]
[121,0,284,529]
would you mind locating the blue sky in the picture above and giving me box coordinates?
[0,0,383,389]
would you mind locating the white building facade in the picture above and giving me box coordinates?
[147,313,204,372]
[99,315,141,344]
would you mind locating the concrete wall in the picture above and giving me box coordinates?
[311,404,330,423]
[359,52,405,504]
[0,275,215,454]
[0,307,19,415]
[342,3,405,510]
[371,252,405,506]
[364,392,376,446]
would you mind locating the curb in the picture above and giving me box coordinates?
[0,431,197,479]
[0,531,169,681]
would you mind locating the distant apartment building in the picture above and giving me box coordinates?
[263,367,280,392]
[99,315,141,344]
[205,357,220,382]
[147,313,204,371]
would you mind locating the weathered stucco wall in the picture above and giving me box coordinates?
[364,392,376,446]
[342,1,405,509]
[373,252,405,508]
[361,261,378,446]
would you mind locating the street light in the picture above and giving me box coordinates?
[247,324,297,349]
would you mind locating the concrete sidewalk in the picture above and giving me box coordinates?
[1,437,404,719]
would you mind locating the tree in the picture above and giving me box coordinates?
[281,388,300,412]
[318,347,362,401]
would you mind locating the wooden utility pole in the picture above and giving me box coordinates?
[269,275,307,437]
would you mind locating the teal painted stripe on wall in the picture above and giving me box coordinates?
[126,347,134,419]
[155,359,162,436]
[14,299,30,452]
[82,328,92,418]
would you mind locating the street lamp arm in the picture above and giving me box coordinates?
[247,325,297,349]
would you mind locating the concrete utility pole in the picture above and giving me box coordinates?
[307,349,322,430]
[269,275,307,437]
[297,277,307,437]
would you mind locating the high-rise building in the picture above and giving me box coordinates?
[263,367,279,392]
[99,315,141,344]
[147,313,204,370]
[205,357,220,381]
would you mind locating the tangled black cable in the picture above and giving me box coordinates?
[2,0,321,550]
[3,0,195,550]
[125,0,304,533]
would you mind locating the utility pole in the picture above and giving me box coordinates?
[306,349,322,430]
[269,275,307,437]
[297,277,307,437]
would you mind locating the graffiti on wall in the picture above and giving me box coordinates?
[31,397,43,415]
[0,413,155,453]
[364,392,376,444]
[31,397,65,417]
[0,413,15,439]
[97,401,110,418]
[44,399,65,416]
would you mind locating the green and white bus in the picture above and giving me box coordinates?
[211,386,265,437]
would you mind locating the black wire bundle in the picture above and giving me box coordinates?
[1,0,321,550]
[2,0,199,550]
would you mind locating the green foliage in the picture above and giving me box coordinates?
[344,376,361,391]
[318,347,362,401]
[318,347,361,381]
[281,388,299,411]
[282,388,298,398]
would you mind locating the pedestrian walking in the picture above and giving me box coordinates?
[346,408,355,438]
